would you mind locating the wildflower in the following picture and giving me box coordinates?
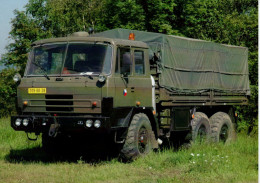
[149,167,152,170]
[192,161,196,164]
[191,153,194,156]
[217,155,219,157]
[205,160,208,163]
[225,156,228,158]
[197,154,200,156]
[203,154,205,156]
[213,160,215,162]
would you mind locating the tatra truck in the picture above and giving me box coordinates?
[11,29,250,160]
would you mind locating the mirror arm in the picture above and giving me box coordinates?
[120,74,128,88]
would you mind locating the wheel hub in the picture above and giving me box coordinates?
[138,127,148,153]
[220,124,229,143]
[197,125,206,142]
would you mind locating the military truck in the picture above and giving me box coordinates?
[11,29,249,160]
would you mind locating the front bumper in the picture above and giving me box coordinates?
[11,115,111,134]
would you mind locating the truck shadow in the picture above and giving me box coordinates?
[5,135,191,164]
[5,146,121,164]
[5,143,189,164]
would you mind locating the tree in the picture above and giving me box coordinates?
[0,0,257,130]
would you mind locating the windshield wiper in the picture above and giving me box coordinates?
[32,61,50,80]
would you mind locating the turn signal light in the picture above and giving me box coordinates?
[129,33,135,40]
[136,101,141,106]
[23,101,28,106]
[192,114,195,119]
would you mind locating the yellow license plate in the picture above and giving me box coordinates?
[28,88,46,94]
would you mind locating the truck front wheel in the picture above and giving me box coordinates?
[209,112,236,143]
[120,113,156,161]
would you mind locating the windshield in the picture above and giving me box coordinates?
[26,42,112,76]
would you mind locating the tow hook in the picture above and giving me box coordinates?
[48,117,60,137]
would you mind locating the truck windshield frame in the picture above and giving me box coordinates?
[25,42,113,77]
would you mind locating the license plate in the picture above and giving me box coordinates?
[28,88,46,94]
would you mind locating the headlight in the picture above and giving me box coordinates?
[94,120,101,128]
[15,118,22,126]
[22,118,29,126]
[86,120,93,128]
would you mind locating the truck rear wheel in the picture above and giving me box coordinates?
[192,112,210,142]
[120,113,156,161]
[209,112,236,143]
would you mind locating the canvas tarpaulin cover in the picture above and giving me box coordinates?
[93,29,250,95]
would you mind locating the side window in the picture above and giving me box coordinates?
[134,50,145,75]
[117,47,132,75]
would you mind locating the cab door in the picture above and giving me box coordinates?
[114,47,152,108]
[131,48,152,108]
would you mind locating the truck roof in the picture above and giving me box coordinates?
[32,32,149,49]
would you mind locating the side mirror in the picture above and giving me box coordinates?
[98,74,106,83]
[13,73,21,83]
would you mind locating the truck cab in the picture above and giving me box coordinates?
[11,32,158,159]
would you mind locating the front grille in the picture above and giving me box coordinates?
[45,95,73,111]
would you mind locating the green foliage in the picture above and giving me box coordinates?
[236,85,258,133]
[0,69,17,117]
[0,0,257,128]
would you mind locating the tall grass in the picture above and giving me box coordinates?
[0,117,258,183]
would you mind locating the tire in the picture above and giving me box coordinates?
[191,112,210,143]
[120,113,156,161]
[209,112,236,143]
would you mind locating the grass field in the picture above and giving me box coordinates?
[0,117,258,183]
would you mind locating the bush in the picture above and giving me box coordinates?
[0,68,18,117]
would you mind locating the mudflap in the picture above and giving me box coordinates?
[151,130,159,149]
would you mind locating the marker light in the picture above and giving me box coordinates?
[136,101,141,106]
[94,120,101,128]
[23,101,28,106]
[129,33,135,40]
[15,118,22,126]
[23,118,29,126]
[92,101,97,107]
[86,120,93,128]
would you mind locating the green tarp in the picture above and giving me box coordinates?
[93,29,250,95]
